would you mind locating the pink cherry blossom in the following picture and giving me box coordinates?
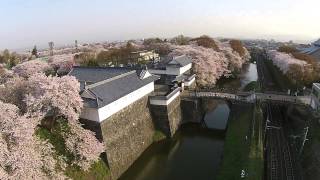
[12,59,53,78]
[169,40,250,87]
[267,50,307,73]
[48,54,75,75]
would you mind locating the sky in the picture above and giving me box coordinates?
[1,0,320,50]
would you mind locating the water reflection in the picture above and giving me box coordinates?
[204,102,230,130]
[119,125,225,180]
[240,63,258,90]
[215,63,258,91]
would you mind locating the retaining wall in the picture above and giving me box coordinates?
[150,96,182,137]
[100,95,155,180]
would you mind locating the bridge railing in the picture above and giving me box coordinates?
[186,90,312,106]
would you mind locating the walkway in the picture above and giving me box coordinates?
[184,91,311,106]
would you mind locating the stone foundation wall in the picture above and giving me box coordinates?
[181,98,203,124]
[167,96,182,136]
[150,96,182,137]
[100,95,155,180]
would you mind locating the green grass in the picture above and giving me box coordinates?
[217,103,264,180]
[36,118,74,163]
[244,81,261,92]
[245,103,264,180]
[294,107,320,179]
[153,130,167,142]
[65,159,110,180]
[36,118,110,180]
[216,104,253,180]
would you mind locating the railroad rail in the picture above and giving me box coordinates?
[265,103,297,180]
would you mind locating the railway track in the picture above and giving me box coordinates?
[265,103,296,180]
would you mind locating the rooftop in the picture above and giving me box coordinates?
[69,66,159,108]
[68,66,133,84]
[168,55,193,67]
[149,55,193,69]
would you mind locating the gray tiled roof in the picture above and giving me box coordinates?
[68,66,132,84]
[172,55,193,67]
[69,66,159,108]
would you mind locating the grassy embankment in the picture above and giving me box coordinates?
[217,103,264,180]
[36,118,110,180]
[244,81,261,92]
[300,109,320,180]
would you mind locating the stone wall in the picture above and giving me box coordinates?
[167,96,182,136]
[100,95,155,180]
[181,98,203,124]
[150,96,182,137]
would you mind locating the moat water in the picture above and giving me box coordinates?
[120,63,257,180]
[215,62,258,91]
[119,124,225,180]
[240,63,258,90]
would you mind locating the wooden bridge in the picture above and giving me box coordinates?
[183,91,311,106]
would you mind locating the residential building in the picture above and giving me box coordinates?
[311,83,320,111]
[68,66,159,122]
[129,50,160,64]
[148,55,196,88]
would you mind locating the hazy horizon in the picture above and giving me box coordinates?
[1,0,320,51]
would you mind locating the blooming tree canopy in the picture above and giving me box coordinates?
[65,123,105,170]
[0,72,104,179]
[48,54,75,75]
[24,73,83,122]
[0,100,66,179]
[268,50,320,84]
[169,39,250,87]
[24,73,104,170]
[268,50,307,74]
[12,59,53,78]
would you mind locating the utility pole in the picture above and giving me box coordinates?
[299,127,309,156]
[75,40,78,50]
[48,41,54,56]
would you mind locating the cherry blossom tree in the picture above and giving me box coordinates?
[218,41,250,72]
[12,59,52,78]
[24,73,104,170]
[24,73,83,123]
[48,54,75,75]
[268,50,320,85]
[0,65,14,84]
[170,44,229,87]
[0,100,66,179]
[0,76,27,110]
[0,73,104,178]
[169,39,250,87]
[267,50,307,74]
[65,123,105,170]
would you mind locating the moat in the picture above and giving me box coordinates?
[119,63,258,180]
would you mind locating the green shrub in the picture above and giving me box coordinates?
[153,130,166,142]
[244,81,260,92]
[65,159,110,180]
